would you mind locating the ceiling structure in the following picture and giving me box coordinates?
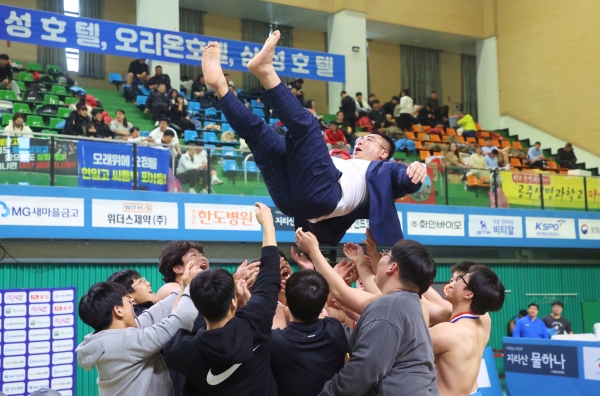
[181,0,477,55]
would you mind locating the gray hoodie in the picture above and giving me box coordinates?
[76,289,198,396]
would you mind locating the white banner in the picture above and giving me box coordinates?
[578,219,600,240]
[184,204,261,231]
[407,212,465,236]
[346,213,402,234]
[0,196,83,227]
[92,199,178,229]
[468,215,523,238]
[525,217,576,239]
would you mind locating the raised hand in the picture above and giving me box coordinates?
[343,242,365,262]
[333,259,357,285]
[291,246,314,270]
[235,279,251,309]
[255,202,274,226]
[294,229,319,255]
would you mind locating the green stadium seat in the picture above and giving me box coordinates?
[26,115,45,127]
[46,64,61,74]
[49,118,63,129]
[13,103,32,114]
[41,129,58,135]
[27,63,43,72]
[18,72,34,83]
[57,107,71,118]
[1,113,13,126]
[65,97,78,106]
[16,81,26,92]
[43,95,60,105]
[0,90,17,101]
[51,85,68,96]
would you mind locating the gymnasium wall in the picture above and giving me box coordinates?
[293,29,328,114]
[497,0,600,157]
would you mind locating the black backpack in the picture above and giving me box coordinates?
[36,104,59,116]
[123,84,142,103]
[25,85,43,102]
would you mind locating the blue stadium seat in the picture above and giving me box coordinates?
[140,86,151,96]
[140,130,150,137]
[253,108,265,117]
[223,150,241,158]
[223,160,239,173]
[109,73,123,83]
[221,123,233,132]
[188,101,200,112]
[221,112,228,121]
[269,118,280,126]
[204,108,218,118]
[203,132,217,142]
[69,86,86,95]
[184,130,199,142]
[245,161,259,173]
[136,95,148,109]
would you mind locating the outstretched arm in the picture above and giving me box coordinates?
[295,229,379,315]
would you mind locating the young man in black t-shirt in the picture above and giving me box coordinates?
[126,58,151,86]
[542,301,573,335]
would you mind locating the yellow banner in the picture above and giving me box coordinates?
[501,171,600,210]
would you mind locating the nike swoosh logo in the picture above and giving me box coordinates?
[206,344,260,386]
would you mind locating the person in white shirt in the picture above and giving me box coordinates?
[127,127,153,144]
[149,118,182,156]
[394,89,414,131]
[110,109,133,140]
[3,113,33,137]
[176,142,210,193]
[354,92,371,113]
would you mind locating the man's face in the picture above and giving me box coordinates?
[159,122,168,132]
[0,58,8,67]
[373,102,381,111]
[295,81,302,89]
[139,59,146,64]
[392,99,398,105]
[528,305,539,318]
[79,109,88,117]
[225,75,230,82]
[94,113,103,121]
[490,152,498,159]
[485,140,492,147]
[356,94,362,101]
[158,84,166,93]
[535,143,541,150]
[330,124,338,131]
[129,277,155,304]
[354,134,389,161]
[155,67,162,76]
[336,112,344,122]
[431,93,438,100]
[119,295,137,328]
[564,146,572,152]
[162,135,173,145]
[446,271,472,305]
[552,304,563,316]
[200,77,205,84]
[182,248,209,270]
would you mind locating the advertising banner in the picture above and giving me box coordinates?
[0,136,77,175]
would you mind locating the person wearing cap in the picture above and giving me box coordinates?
[542,301,573,335]
[126,58,151,86]
[68,91,93,114]
[288,78,306,106]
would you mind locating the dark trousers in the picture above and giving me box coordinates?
[528,160,545,169]
[557,159,576,170]
[343,113,356,132]
[217,82,342,219]
[396,113,413,131]
[177,169,208,189]
[462,130,477,138]
[151,103,170,121]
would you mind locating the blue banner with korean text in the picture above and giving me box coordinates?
[77,141,169,191]
[504,342,579,378]
[0,5,345,83]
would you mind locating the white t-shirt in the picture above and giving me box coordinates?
[149,127,180,145]
[309,157,371,223]
[481,145,498,156]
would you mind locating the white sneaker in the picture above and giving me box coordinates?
[211,177,224,185]
[201,188,208,194]
[188,187,196,194]
[16,95,22,101]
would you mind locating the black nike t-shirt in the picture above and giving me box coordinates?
[542,315,572,335]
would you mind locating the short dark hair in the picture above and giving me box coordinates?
[450,261,477,274]
[368,93,375,98]
[528,303,539,310]
[390,240,436,296]
[155,65,162,69]
[286,270,329,322]
[329,121,338,127]
[466,265,505,315]
[159,117,169,124]
[92,109,102,117]
[392,96,400,101]
[565,143,572,148]
[295,78,304,84]
[107,269,142,293]
[158,241,204,283]
[534,141,541,145]
[356,92,362,96]
[336,110,343,115]
[76,102,87,111]
[518,309,528,317]
[0,54,9,60]
[190,268,234,321]
[340,91,347,95]
[372,99,380,104]
[485,137,492,141]
[552,300,564,308]
[491,149,499,155]
[12,113,24,123]
[129,126,140,134]
[431,91,437,94]
[79,282,128,332]
[224,73,230,77]
[375,133,395,160]
[163,130,175,138]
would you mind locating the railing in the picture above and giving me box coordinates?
[1,132,598,212]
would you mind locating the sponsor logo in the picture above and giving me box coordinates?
[407,212,465,236]
[578,219,600,240]
[4,304,27,317]
[28,341,51,355]
[4,330,27,343]
[207,345,260,385]
[52,339,74,353]
[0,200,9,217]
[525,217,576,239]
[3,356,26,369]
[51,377,73,390]
[185,203,260,231]
[583,347,600,381]
[53,302,74,314]
[28,291,51,303]
[52,352,73,365]
[581,224,589,234]
[29,354,51,367]
[5,317,27,330]
[2,369,26,383]
[53,314,74,327]
[27,367,50,380]
[92,199,178,229]
[347,213,402,234]
[4,291,26,304]
[53,327,74,340]
[3,343,26,356]
[2,382,26,395]
[29,328,51,341]
[0,195,84,227]
[29,316,51,328]
[52,289,75,302]
[27,380,50,394]
[29,303,51,316]
[52,364,73,378]
[469,215,523,238]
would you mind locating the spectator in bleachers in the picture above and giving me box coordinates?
[145,83,171,122]
[417,105,437,128]
[180,75,193,97]
[508,310,528,336]
[357,111,373,133]
[176,142,209,194]
[3,113,32,137]
[482,137,510,169]
[64,102,91,136]
[191,74,208,101]
[126,58,151,86]
[425,91,440,114]
[466,145,489,179]
[224,73,235,87]
[369,99,393,129]
[437,105,450,128]
[109,109,133,140]
[367,93,377,107]
[442,142,466,169]
[84,123,97,138]
[288,78,306,106]
[334,111,349,131]
[513,303,549,339]
[69,91,93,114]
[339,91,357,133]
[107,269,159,316]
[324,122,351,151]
[526,141,545,169]
[355,92,371,113]
[169,94,196,133]
[146,65,171,91]
[91,109,113,139]
[382,96,400,116]
[169,89,188,106]
[485,149,499,170]
[149,118,181,156]
[556,143,577,169]
[127,127,153,144]
[304,100,327,130]
[394,89,414,131]
[0,54,21,99]
[542,301,573,335]
[456,110,477,138]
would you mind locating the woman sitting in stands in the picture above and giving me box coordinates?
[442,142,466,171]
[91,109,113,139]
[3,113,33,137]
[169,88,187,106]
[169,94,196,133]
[109,109,133,139]
[466,145,489,180]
